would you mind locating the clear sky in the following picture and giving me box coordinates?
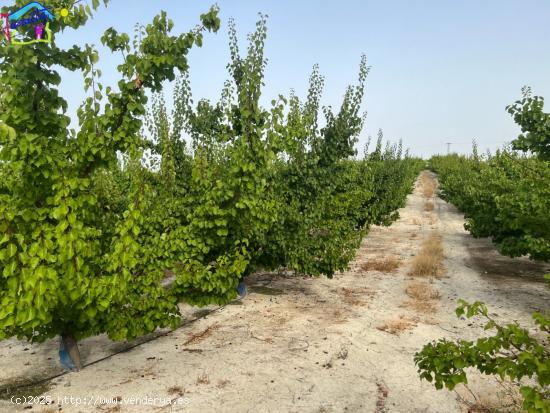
[42,0,550,157]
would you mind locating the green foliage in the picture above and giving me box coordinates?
[255,61,422,277]
[432,90,550,260]
[127,15,279,307]
[256,58,370,277]
[415,299,550,412]
[0,5,420,347]
[431,149,550,261]
[421,93,550,412]
[365,131,422,226]
[507,87,550,160]
[0,1,221,342]
[143,22,422,284]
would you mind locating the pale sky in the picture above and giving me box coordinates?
[45,0,550,157]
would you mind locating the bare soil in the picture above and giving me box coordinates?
[1,172,548,413]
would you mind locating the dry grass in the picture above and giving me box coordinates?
[184,323,219,345]
[375,381,389,413]
[409,251,442,277]
[420,172,438,198]
[406,281,440,300]
[362,257,400,273]
[456,380,523,413]
[340,287,373,306]
[217,379,231,388]
[167,385,185,396]
[403,298,438,313]
[377,315,418,335]
[410,217,422,226]
[401,280,441,313]
[424,201,434,212]
[196,372,210,385]
[332,308,347,323]
[465,399,523,413]
[409,232,445,277]
[466,404,499,413]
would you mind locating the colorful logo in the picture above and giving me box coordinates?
[1,2,56,45]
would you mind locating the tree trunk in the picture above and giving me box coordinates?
[60,333,82,371]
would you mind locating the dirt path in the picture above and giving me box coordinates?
[1,172,549,413]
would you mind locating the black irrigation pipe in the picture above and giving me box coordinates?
[2,301,233,393]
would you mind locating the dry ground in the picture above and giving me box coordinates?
[1,172,549,413]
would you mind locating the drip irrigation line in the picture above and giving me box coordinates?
[2,301,233,392]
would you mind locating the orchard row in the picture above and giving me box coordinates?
[0,5,421,344]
